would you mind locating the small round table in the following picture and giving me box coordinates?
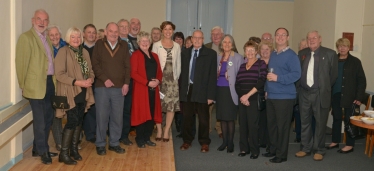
[350,119,374,157]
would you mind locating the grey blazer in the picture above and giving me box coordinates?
[217,52,244,105]
[298,46,338,108]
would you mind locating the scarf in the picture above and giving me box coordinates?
[69,44,89,79]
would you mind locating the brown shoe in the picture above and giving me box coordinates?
[201,144,209,153]
[295,151,311,158]
[180,143,191,151]
[313,153,324,161]
[218,133,223,138]
[129,130,136,136]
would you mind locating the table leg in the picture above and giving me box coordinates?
[369,132,374,157]
[365,129,371,155]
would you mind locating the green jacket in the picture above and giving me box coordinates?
[16,28,55,99]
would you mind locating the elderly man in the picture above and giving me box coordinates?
[128,18,141,50]
[295,31,338,161]
[151,27,161,43]
[180,30,217,153]
[263,28,301,163]
[92,22,131,155]
[117,18,134,146]
[82,24,97,143]
[16,9,57,164]
[261,32,273,43]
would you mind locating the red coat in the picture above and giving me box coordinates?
[131,50,163,126]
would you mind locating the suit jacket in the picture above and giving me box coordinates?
[298,46,338,108]
[217,52,244,105]
[180,46,217,103]
[130,50,163,126]
[152,41,181,80]
[16,28,55,99]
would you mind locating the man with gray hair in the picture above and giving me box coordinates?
[261,32,273,44]
[128,18,141,50]
[16,9,57,165]
[92,22,131,155]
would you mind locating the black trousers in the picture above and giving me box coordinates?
[83,84,96,140]
[135,89,155,145]
[331,93,355,146]
[65,102,86,130]
[121,79,133,140]
[258,108,269,146]
[239,99,260,154]
[182,84,211,145]
[29,75,55,154]
[267,99,294,159]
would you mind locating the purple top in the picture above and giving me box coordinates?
[217,61,229,86]
[35,28,54,75]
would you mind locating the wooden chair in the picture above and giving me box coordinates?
[343,93,371,143]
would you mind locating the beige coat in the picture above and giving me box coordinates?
[152,41,181,80]
[54,46,95,118]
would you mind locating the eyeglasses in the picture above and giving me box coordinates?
[307,37,319,41]
[35,17,49,24]
[262,37,272,40]
[275,34,288,37]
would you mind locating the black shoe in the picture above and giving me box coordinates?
[40,152,52,165]
[337,148,354,154]
[145,140,156,146]
[96,146,106,155]
[259,144,267,148]
[108,145,125,154]
[176,133,182,138]
[32,151,58,157]
[294,138,301,143]
[238,151,250,157]
[250,154,259,159]
[70,126,83,161]
[87,138,96,143]
[262,152,275,157]
[326,144,339,150]
[227,145,234,153]
[269,157,287,163]
[217,144,226,151]
[120,138,133,146]
[137,144,146,148]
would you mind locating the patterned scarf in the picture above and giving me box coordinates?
[69,44,89,79]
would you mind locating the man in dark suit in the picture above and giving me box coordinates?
[179,30,217,153]
[295,30,338,161]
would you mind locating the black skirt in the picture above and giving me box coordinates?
[216,86,238,121]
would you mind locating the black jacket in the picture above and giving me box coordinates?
[179,45,217,103]
[336,53,366,108]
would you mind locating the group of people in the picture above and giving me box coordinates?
[15,8,367,166]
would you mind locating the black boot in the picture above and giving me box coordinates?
[70,126,82,161]
[59,129,77,165]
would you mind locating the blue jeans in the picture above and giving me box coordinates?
[29,75,55,154]
[95,87,124,147]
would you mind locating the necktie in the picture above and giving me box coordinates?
[190,50,198,82]
[307,51,314,87]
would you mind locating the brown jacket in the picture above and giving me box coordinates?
[92,37,130,88]
[54,46,95,118]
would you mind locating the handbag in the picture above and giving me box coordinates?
[52,85,69,109]
[257,61,266,111]
[344,104,360,139]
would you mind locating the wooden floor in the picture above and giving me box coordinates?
[10,130,175,171]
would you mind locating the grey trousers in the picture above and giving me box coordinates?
[95,87,124,147]
[51,117,62,146]
[299,88,330,155]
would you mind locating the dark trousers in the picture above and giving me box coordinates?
[51,117,62,145]
[135,89,155,145]
[294,104,316,140]
[83,82,96,140]
[29,75,55,154]
[182,84,211,145]
[331,93,355,146]
[121,79,133,140]
[239,99,260,154]
[65,102,86,130]
[258,109,269,146]
[177,112,197,137]
[267,99,294,159]
[299,89,330,155]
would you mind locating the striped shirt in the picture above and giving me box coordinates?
[235,59,267,100]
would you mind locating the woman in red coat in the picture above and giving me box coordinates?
[131,31,163,148]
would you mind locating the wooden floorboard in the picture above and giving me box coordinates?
[10,129,175,171]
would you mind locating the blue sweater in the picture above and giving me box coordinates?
[265,48,301,99]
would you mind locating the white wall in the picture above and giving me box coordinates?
[233,0,294,51]
[361,0,374,93]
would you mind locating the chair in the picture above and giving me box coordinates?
[343,93,371,143]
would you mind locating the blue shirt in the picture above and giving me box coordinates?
[189,47,201,83]
[265,47,301,99]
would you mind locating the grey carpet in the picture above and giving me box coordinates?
[172,115,374,171]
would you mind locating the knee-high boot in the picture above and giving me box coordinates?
[70,126,82,161]
[59,129,77,165]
